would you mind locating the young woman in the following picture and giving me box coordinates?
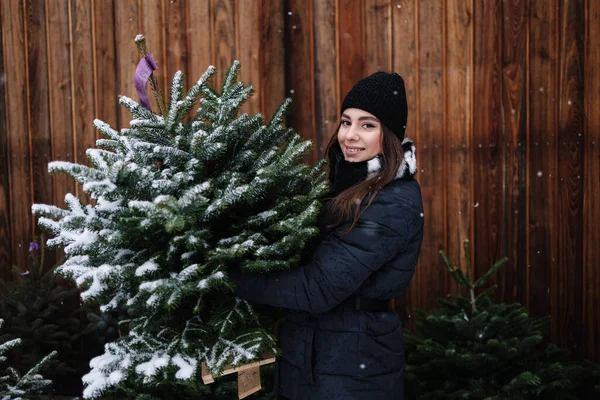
[229,72,424,399]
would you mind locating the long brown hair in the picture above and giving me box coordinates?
[324,124,406,231]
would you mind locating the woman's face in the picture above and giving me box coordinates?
[337,108,383,162]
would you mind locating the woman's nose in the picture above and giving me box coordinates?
[346,125,359,140]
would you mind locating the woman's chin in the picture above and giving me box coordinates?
[343,152,368,162]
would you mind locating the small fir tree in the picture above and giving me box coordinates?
[0,235,114,396]
[32,35,326,398]
[0,319,56,400]
[405,240,600,399]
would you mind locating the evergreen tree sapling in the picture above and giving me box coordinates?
[32,35,327,398]
[0,235,110,396]
[0,319,56,399]
[405,240,600,399]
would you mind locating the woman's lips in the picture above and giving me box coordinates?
[344,146,365,157]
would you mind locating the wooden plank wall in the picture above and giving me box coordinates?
[0,0,598,362]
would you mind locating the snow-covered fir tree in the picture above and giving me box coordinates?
[0,319,56,399]
[32,36,327,398]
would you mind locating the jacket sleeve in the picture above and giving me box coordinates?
[229,197,418,314]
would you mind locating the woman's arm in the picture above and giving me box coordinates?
[229,197,418,313]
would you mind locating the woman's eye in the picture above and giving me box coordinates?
[363,123,375,129]
[341,120,351,126]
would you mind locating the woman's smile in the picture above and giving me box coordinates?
[344,145,366,157]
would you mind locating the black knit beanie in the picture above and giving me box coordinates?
[340,71,408,140]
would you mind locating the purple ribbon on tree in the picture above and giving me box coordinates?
[134,54,158,110]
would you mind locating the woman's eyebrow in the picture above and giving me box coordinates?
[358,116,379,122]
[341,114,380,123]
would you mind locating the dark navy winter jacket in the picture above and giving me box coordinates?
[230,141,424,399]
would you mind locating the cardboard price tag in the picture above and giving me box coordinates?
[201,354,276,399]
[237,366,261,398]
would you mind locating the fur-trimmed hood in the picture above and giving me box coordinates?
[366,137,417,179]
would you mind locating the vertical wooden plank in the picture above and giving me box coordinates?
[472,0,504,296]
[93,0,117,130]
[46,0,76,216]
[114,0,139,128]
[285,0,316,162]
[554,0,584,355]
[312,0,338,157]
[392,0,416,142]
[165,0,188,89]
[72,0,96,204]
[501,0,528,306]
[260,0,285,120]
[444,0,472,295]
[187,0,212,93]
[1,0,33,272]
[25,0,54,268]
[238,0,261,115]
[338,0,364,102]
[139,0,165,114]
[364,0,391,74]
[415,0,445,311]
[391,0,418,328]
[212,0,236,90]
[583,0,600,363]
[528,0,558,320]
[0,3,11,277]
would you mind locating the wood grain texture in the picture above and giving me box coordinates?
[416,0,445,312]
[583,0,600,363]
[92,0,117,130]
[313,0,338,157]
[165,0,187,89]
[444,0,472,295]
[392,0,416,144]
[472,0,503,297]
[501,0,528,306]
[46,0,75,216]
[364,0,391,73]
[285,0,316,164]
[2,0,33,271]
[25,0,54,268]
[528,0,558,320]
[238,0,261,116]
[139,0,165,115]
[72,0,96,204]
[0,3,11,277]
[555,0,584,355]
[259,0,285,120]
[186,0,212,94]
[391,0,418,327]
[212,0,236,90]
[338,0,364,101]
[114,0,139,128]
